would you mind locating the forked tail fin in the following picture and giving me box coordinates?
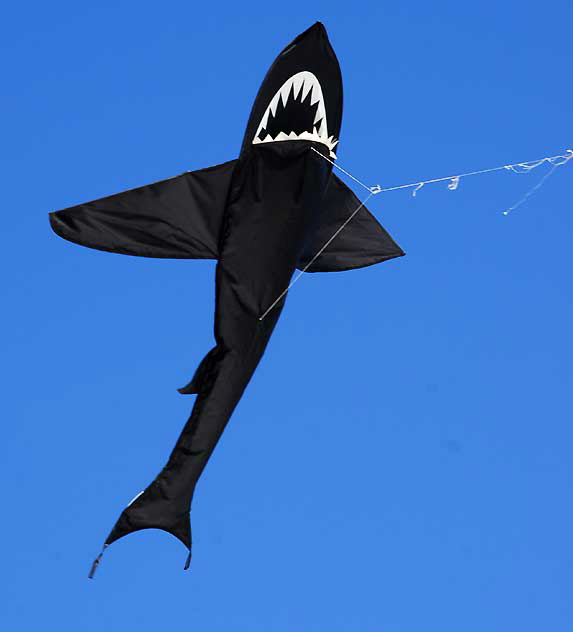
[88,482,193,578]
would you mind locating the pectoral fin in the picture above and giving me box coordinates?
[298,174,404,272]
[49,160,237,259]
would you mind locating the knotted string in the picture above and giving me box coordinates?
[311,147,572,207]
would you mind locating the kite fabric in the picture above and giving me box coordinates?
[49,21,404,575]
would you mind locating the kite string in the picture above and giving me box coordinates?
[259,147,572,320]
[315,153,374,193]
[311,147,573,198]
[502,162,562,215]
[258,192,374,321]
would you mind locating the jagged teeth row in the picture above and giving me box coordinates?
[254,71,337,156]
[253,128,338,158]
[254,129,338,148]
[259,72,326,131]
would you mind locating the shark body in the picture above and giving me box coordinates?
[49,22,404,572]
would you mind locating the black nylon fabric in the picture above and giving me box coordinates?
[240,22,342,156]
[49,160,236,259]
[298,174,405,272]
[48,21,405,568]
[106,141,332,549]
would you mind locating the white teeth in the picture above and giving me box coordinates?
[310,84,320,106]
[301,79,313,103]
[269,93,279,117]
[313,106,323,125]
[253,128,338,158]
[293,75,304,99]
[252,71,337,159]
[280,82,290,107]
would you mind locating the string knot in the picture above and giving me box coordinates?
[448,176,460,191]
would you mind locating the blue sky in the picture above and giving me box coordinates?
[2,1,572,630]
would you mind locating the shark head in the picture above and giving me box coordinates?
[242,22,343,159]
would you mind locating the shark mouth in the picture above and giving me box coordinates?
[252,71,338,158]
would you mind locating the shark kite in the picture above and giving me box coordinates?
[49,22,404,576]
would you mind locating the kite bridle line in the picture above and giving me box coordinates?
[258,147,572,321]
[258,191,374,321]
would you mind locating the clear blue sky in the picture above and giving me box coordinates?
[2,1,572,630]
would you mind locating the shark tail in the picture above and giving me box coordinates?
[90,338,258,575]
